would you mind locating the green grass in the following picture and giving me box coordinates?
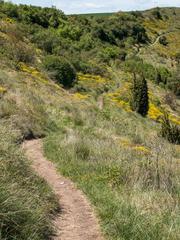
[0,69,61,239]
[0,121,59,240]
[44,103,180,240]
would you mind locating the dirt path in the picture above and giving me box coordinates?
[136,30,176,56]
[23,139,104,240]
[97,96,104,110]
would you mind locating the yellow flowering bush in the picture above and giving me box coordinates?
[0,86,7,94]
[132,146,151,155]
[119,138,150,155]
[169,115,180,126]
[4,18,14,24]
[18,62,62,91]
[73,93,90,100]
[107,82,131,111]
[18,63,49,84]
[78,73,111,90]
[148,103,163,121]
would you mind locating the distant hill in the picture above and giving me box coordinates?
[71,12,114,17]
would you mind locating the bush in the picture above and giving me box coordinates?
[164,93,177,110]
[152,8,162,20]
[98,47,120,63]
[160,113,180,144]
[167,65,180,96]
[43,55,76,88]
[159,36,168,46]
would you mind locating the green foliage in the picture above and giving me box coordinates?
[130,74,149,117]
[124,58,171,84]
[43,55,76,88]
[99,46,120,62]
[152,8,162,20]
[167,65,180,96]
[0,123,58,240]
[58,24,82,41]
[124,58,156,80]
[0,22,35,64]
[0,1,66,27]
[160,113,180,144]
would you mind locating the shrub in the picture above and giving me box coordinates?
[99,47,120,63]
[167,65,180,96]
[152,8,162,20]
[43,55,76,88]
[159,36,168,46]
[130,73,149,117]
[160,113,180,144]
[164,93,177,110]
[155,71,162,85]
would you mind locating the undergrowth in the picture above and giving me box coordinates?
[0,122,59,240]
[44,103,180,240]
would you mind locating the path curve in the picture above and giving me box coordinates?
[135,29,176,56]
[23,139,104,240]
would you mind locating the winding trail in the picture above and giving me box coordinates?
[23,139,103,240]
[136,29,176,56]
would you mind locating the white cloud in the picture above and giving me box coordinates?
[12,0,180,14]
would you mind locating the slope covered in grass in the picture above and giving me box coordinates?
[44,95,179,240]
[0,2,179,239]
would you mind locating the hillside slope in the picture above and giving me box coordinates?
[0,2,179,240]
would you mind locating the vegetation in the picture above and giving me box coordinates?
[130,74,149,117]
[44,102,179,240]
[161,113,180,144]
[159,36,168,46]
[0,2,180,240]
[167,64,180,96]
[43,55,76,87]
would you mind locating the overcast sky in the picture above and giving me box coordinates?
[11,0,180,14]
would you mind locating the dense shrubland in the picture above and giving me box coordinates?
[0,1,179,94]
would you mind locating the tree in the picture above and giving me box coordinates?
[43,55,76,88]
[130,73,149,117]
[160,113,180,144]
[152,8,162,20]
[155,71,162,85]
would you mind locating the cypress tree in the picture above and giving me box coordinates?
[130,73,149,117]
[156,71,162,85]
[160,113,180,144]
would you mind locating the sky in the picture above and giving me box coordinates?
[11,0,180,14]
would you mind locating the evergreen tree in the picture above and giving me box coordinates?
[156,71,162,85]
[130,73,149,117]
[160,113,180,144]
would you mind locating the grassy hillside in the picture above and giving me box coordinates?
[0,2,179,239]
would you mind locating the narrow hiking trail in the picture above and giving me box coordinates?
[23,140,103,240]
[136,29,176,56]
